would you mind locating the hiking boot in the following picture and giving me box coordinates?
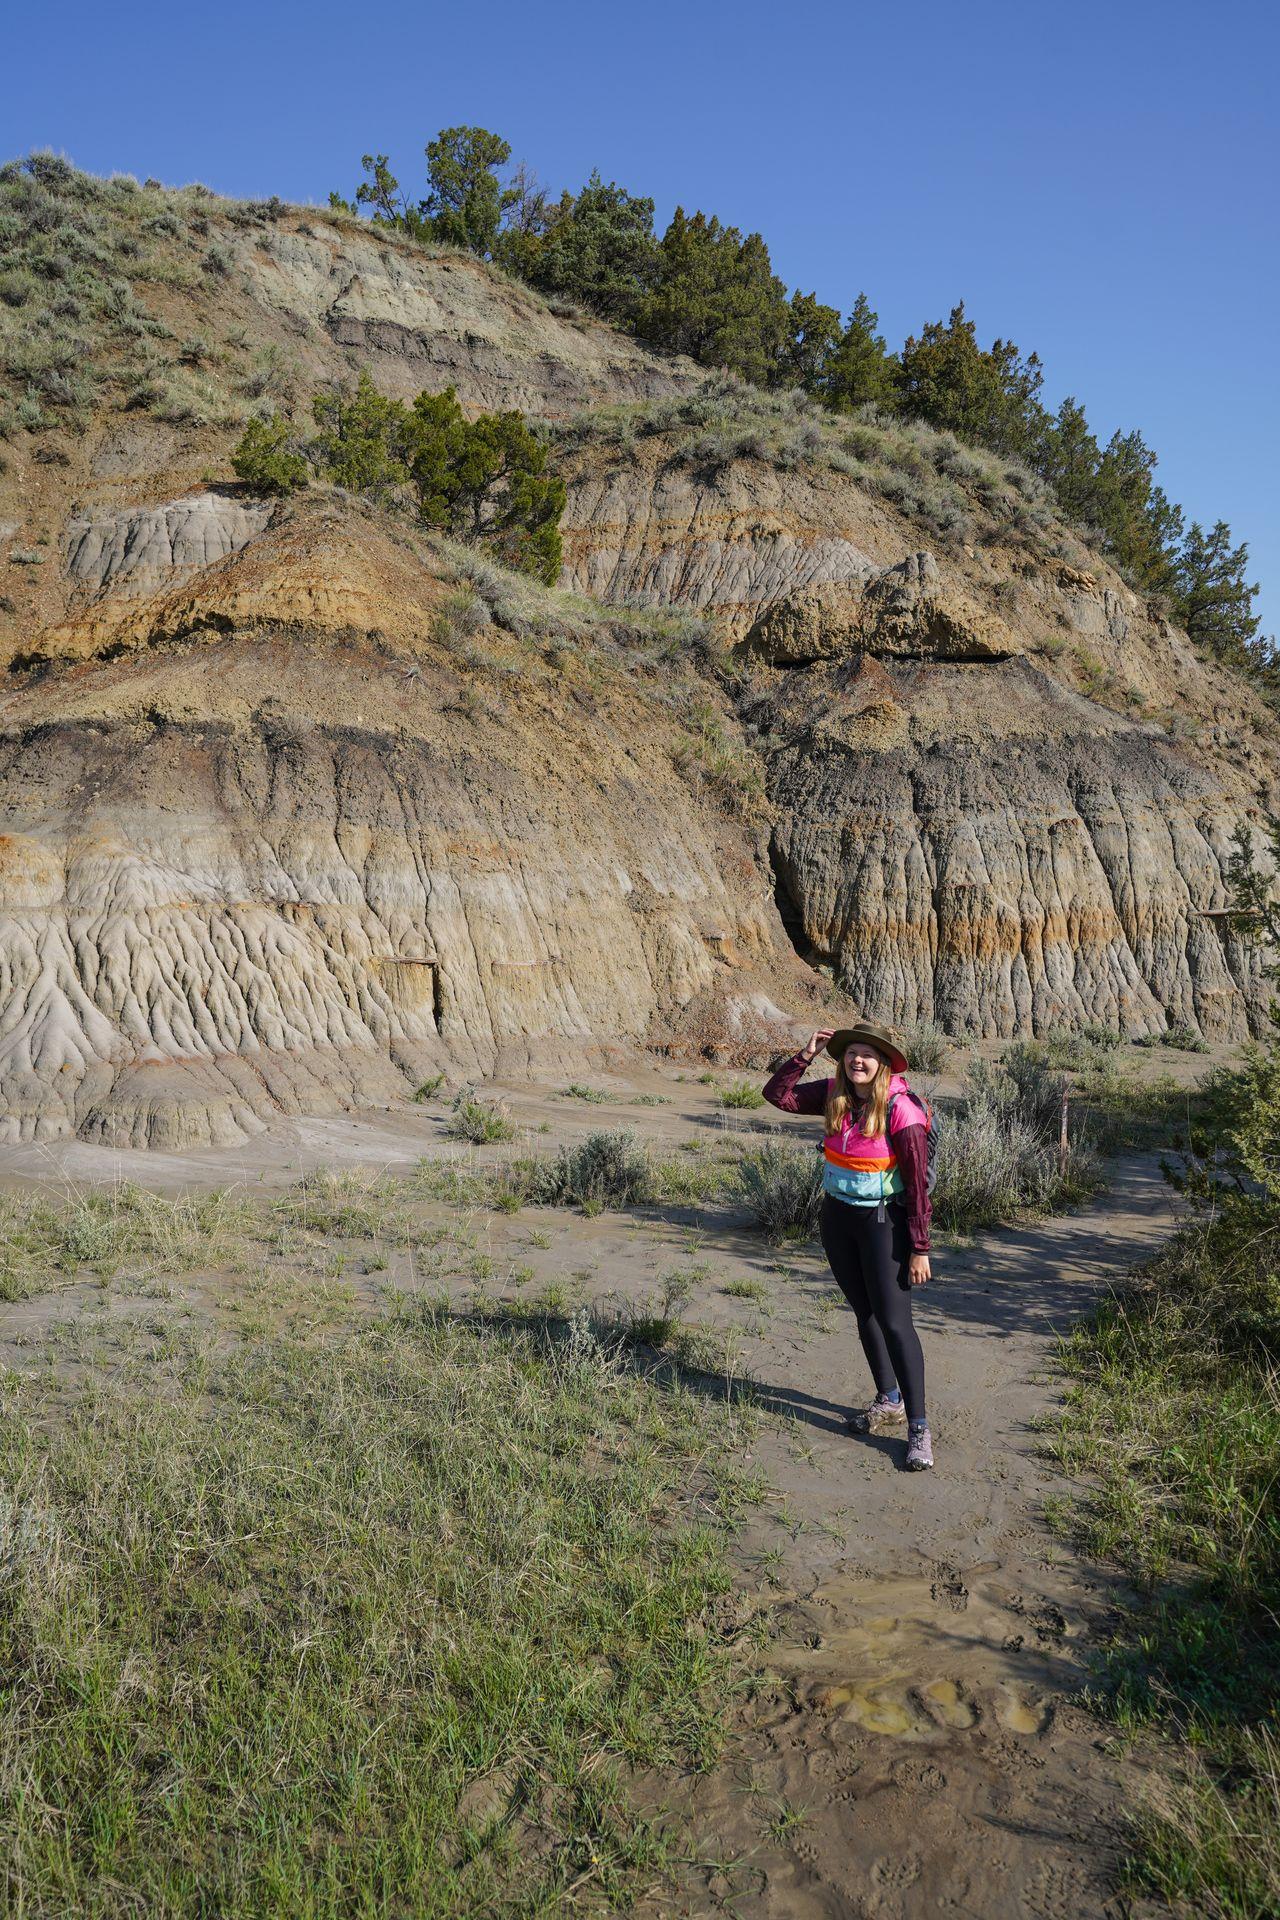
[905,1424,935,1471]
[845,1392,907,1435]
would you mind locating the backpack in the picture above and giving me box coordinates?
[888,1090,939,1196]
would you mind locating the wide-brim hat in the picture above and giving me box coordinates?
[825,1022,909,1074]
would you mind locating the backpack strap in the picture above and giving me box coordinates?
[887,1089,932,1131]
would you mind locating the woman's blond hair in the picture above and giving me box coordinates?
[824,1054,892,1139]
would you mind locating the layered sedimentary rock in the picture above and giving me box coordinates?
[239,225,700,418]
[559,443,878,629]
[758,653,1267,1037]
[64,493,274,598]
[742,551,1023,666]
[0,503,792,1146]
[0,190,1274,1145]
[558,436,1276,1041]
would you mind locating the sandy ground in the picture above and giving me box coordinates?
[0,1061,1189,1917]
[629,1152,1179,1920]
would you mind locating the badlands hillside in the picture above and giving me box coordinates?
[0,160,1274,1147]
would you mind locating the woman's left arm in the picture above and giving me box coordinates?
[893,1123,932,1282]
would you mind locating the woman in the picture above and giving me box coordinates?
[763,1021,935,1470]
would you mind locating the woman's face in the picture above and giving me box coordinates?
[843,1041,886,1089]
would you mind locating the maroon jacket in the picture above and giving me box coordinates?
[762,1050,932,1253]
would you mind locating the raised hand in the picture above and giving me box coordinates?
[801,1028,835,1062]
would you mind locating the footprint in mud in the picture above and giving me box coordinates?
[930,1566,970,1611]
[995,1683,1051,1734]
[872,1851,922,1891]
[891,1757,946,1790]
[1023,1855,1092,1915]
[1031,1603,1068,1643]
[914,1677,977,1730]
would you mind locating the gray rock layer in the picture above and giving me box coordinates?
[243,230,702,419]
[0,700,780,1147]
[65,493,274,598]
[763,656,1268,1039]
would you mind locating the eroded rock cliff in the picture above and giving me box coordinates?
[555,421,1276,1040]
[0,172,1274,1144]
[0,501,799,1145]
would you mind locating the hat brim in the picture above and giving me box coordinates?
[825,1028,909,1074]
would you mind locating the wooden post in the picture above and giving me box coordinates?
[1060,1083,1070,1174]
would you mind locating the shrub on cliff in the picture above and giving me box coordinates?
[230,413,308,494]
[311,372,409,500]
[520,174,660,327]
[635,209,793,388]
[402,386,565,584]
[232,375,566,584]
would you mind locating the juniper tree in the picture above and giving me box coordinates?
[1090,430,1184,594]
[425,127,516,256]
[355,154,405,224]
[1175,520,1261,662]
[231,414,308,495]
[781,291,842,391]
[897,302,1045,458]
[818,293,900,412]
[312,373,409,500]
[522,174,660,327]
[403,387,565,583]
[636,209,792,386]
[1040,397,1103,528]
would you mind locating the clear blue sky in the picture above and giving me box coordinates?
[7,0,1278,634]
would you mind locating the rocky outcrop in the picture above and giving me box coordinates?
[558,437,1275,1041]
[0,184,1273,1148]
[65,493,274,597]
[757,653,1269,1038]
[558,443,879,630]
[0,501,798,1146]
[241,226,701,419]
[742,552,1022,666]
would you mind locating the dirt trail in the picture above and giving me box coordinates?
[0,1079,1181,1916]
[646,1155,1179,1920]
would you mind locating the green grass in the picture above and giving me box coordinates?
[0,1299,765,1916]
[0,1181,252,1298]
[561,1082,613,1103]
[271,1167,405,1240]
[1044,1036,1280,1916]
[717,1081,765,1111]
[722,1277,768,1303]
[446,1096,518,1144]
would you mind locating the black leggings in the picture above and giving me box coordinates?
[819,1195,926,1422]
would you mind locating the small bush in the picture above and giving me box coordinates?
[411,1074,445,1102]
[518,1129,653,1209]
[231,413,308,495]
[627,1267,699,1346]
[1163,1024,1210,1054]
[718,1081,764,1110]
[736,1141,823,1242]
[562,1083,612,1104]
[446,1096,517,1144]
[901,1020,950,1072]
[723,1276,767,1302]
[931,1054,1099,1234]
